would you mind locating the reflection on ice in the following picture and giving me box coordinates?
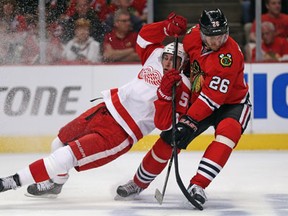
[0,151,287,216]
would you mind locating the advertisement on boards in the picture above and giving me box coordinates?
[0,63,287,151]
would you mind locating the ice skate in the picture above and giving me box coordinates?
[0,174,21,192]
[115,180,143,200]
[25,179,64,198]
[187,184,207,205]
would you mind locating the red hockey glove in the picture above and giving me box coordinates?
[163,12,187,36]
[157,69,181,101]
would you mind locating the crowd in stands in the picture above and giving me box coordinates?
[0,0,147,65]
[242,0,288,62]
[2,0,288,64]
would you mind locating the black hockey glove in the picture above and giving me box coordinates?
[160,115,198,149]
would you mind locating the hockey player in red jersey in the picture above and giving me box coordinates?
[116,9,252,208]
[0,13,188,197]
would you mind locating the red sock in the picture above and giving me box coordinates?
[29,159,50,182]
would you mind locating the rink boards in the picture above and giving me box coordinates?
[0,63,287,152]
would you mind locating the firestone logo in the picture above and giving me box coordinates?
[138,66,162,86]
[0,86,81,116]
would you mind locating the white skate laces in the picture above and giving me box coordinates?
[0,175,20,191]
[36,180,55,191]
[26,179,64,198]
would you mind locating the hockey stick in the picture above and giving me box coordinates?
[154,153,174,204]
[154,36,179,205]
[169,41,203,211]
[173,144,204,210]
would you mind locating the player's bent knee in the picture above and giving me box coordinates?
[215,118,242,148]
[153,138,174,160]
[51,137,65,153]
[44,146,76,176]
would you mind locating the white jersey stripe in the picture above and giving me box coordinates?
[137,35,153,49]
[201,157,223,171]
[199,163,219,177]
[199,92,220,110]
[77,138,130,167]
[197,169,214,181]
[239,103,251,128]
[151,148,168,164]
[215,135,236,149]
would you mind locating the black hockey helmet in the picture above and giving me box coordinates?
[199,9,229,36]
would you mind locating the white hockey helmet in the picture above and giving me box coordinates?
[162,42,187,69]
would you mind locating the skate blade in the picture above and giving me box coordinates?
[154,188,163,205]
[114,194,138,201]
[25,192,58,199]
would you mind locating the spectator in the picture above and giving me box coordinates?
[248,21,288,62]
[249,0,288,20]
[19,15,40,65]
[103,8,139,62]
[62,18,102,63]
[0,0,27,33]
[45,1,69,24]
[0,0,28,64]
[16,0,68,19]
[61,0,106,44]
[20,16,65,65]
[249,0,288,42]
[104,0,144,33]
[46,22,65,64]
[65,0,108,22]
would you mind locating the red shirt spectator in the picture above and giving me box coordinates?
[61,0,106,44]
[65,0,110,22]
[104,29,138,50]
[103,8,140,62]
[251,21,288,62]
[250,0,288,41]
[104,0,144,32]
[250,13,288,38]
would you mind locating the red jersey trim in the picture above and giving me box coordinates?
[110,88,143,141]
[29,159,50,182]
[239,104,251,128]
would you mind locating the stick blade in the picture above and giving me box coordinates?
[154,188,164,205]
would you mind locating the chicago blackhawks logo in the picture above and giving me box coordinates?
[190,60,205,93]
[138,66,162,86]
[219,53,232,67]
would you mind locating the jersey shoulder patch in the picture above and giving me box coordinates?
[138,66,162,86]
[219,53,233,67]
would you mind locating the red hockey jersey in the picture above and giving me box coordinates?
[183,25,249,122]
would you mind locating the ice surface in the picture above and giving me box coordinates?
[0,151,287,216]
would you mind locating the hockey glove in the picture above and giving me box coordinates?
[164,12,187,36]
[160,115,198,149]
[157,69,181,101]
